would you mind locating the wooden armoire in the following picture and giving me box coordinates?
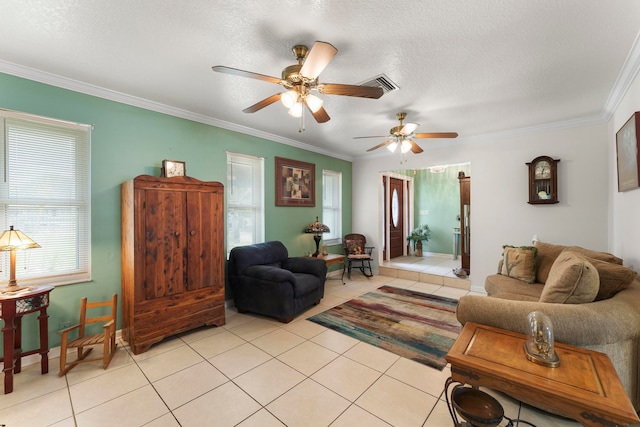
[121,175,225,354]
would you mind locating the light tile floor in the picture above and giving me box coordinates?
[1,268,598,426]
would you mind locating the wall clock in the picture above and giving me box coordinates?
[162,159,186,178]
[526,156,559,204]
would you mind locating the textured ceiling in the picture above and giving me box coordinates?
[2,1,640,159]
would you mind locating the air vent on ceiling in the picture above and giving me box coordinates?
[358,73,399,95]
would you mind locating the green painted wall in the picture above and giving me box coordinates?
[398,164,471,254]
[0,72,352,352]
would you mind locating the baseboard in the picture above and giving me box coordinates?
[0,329,124,371]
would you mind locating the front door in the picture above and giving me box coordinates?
[388,177,405,259]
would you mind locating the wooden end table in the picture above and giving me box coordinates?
[311,254,345,284]
[445,322,639,427]
[0,285,53,394]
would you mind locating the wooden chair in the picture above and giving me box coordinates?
[342,233,374,280]
[58,294,118,376]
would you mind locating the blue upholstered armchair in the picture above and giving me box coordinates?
[228,241,327,323]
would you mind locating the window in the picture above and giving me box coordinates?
[226,152,264,254]
[322,169,342,244]
[0,109,91,286]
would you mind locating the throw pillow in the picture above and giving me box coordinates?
[345,239,364,255]
[500,245,537,283]
[533,241,566,284]
[539,251,599,304]
[578,256,637,301]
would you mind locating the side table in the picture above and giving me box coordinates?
[446,322,639,426]
[0,285,53,394]
[310,254,346,284]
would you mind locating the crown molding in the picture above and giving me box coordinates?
[602,30,640,119]
[0,60,353,162]
[4,34,640,163]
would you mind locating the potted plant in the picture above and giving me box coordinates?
[407,224,431,257]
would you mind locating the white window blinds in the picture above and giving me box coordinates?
[0,110,91,286]
[322,169,342,244]
[226,152,264,255]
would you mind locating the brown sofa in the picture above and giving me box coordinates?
[456,241,640,409]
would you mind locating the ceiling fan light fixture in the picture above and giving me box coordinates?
[281,90,298,108]
[401,139,412,153]
[288,101,303,117]
[387,141,398,152]
[305,94,323,113]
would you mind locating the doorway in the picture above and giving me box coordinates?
[380,163,470,262]
[381,173,412,261]
[387,176,405,259]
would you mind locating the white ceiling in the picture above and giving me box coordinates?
[2,1,640,160]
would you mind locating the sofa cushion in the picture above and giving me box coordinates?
[500,245,537,283]
[229,241,289,277]
[539,251,599,304]
[563,246,623,265]
[578,256,637,301]
[533,241,566,284]
[485,274,545,298]
[291,273,320,297]
[534,241,624,284]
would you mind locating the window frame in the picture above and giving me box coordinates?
[0,109,91,287]
[226,152,264,255]
[322,169,342,246]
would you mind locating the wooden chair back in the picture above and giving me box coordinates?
[58,294,118,376]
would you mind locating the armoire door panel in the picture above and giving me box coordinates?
[185,190,216,291]
[144,188,187,299]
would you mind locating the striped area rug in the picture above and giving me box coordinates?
[308,285,461,370]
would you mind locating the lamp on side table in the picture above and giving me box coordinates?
[303,217,330,257]
[0,226,41,294]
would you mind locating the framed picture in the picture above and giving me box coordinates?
[616,112,640,192]
[161,159,186,178]
[275,157,315,206]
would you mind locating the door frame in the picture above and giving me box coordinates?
[378,171,414,262]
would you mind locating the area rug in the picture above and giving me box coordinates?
[307,285,460,370]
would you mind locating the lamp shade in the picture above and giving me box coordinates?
[304,217,330,235]
[0,226,40,293]
[0,226,41,251]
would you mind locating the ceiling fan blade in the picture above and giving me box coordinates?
[366,141,392,152]
[409,140,424,154]
[414,132,459,139]
[401,123,419,135]
[299,41,338,80]
[317,83,383,99]
[242,93,282,113]
[212,66,282,84]
[306,102,331,123]
[353,135,390,139]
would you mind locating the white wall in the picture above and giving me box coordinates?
[610,70,640,272]
[353,123,610,293]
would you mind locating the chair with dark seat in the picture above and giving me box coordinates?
[228,241,327,323]
[342,233,374,280]
[58,294,118,376]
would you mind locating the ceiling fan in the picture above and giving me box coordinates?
[355,112,458,154]
[212,41,383,127]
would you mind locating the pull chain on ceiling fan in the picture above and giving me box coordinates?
[212,41,384,131]
[355,112,458,161]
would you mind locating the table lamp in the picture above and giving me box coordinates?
[303,216,330,257]
[0,226,41,294]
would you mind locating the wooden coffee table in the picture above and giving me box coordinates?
[446,322,639,426]
[312,254,345,284]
